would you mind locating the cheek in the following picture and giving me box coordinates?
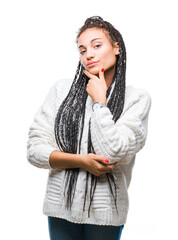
[102,53,116,67]
[100,47,115,62]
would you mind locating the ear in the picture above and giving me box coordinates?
[113,42,120,55]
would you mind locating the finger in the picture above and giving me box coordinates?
[103,166,113,174]
[107,161,118,166]
[99,67,105,81]
[94,154,109,163]
[102,159,110,165]
[83,69,95,79]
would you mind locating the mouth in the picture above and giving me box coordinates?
[87,61,99,67]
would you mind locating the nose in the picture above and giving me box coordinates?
[86,47,94,60]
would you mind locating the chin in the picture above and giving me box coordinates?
[88,68,100,76]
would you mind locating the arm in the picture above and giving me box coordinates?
[90,88,152,164]
[26,79,115,172]
[49,150,84,169]
[49,151,117,176]
[27,80,60,169]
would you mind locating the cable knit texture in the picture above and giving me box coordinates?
[27,78,151,226]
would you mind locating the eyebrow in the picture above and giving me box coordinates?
[78,38,102,48]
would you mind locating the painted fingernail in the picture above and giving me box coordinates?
[104,159,109,163]
[101,68,104,72]
[83,70,85,72]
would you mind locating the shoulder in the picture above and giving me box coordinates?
[121,85,152,118]
[47,78,74,98]
[53,78,74,90]
[43,78,74,104]
[125,85,151,102]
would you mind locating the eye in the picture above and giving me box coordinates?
[94,44,101,48]
[80,50,86,55]
[79,44,101,55]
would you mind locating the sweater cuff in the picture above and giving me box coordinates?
[32,145,58,169]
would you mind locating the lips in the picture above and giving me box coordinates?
[87,61,98,67]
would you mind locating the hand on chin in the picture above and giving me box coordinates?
[87,68,100,77]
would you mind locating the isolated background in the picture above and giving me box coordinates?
[0,0,178,239]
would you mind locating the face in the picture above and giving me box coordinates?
[77,28,119,76]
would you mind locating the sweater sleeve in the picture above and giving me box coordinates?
[90,88,151,164]
[26,81,60,169]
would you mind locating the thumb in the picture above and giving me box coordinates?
[99,67,105,81]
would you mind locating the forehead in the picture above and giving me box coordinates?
[77,28,110,47]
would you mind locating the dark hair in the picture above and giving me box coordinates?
[54,16,126,217]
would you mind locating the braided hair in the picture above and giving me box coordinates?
[54,16,126,218]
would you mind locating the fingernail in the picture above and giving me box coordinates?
[101,68,104,72]
[83,70,85,72]
[104,159,109,163]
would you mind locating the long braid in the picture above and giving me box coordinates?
[54,16,126,217]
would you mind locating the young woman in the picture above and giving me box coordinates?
[27,16,151,240]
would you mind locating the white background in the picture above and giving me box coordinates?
[0,0,178,239]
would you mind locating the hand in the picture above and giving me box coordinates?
[83,68,107,103]
[81,153,118,177]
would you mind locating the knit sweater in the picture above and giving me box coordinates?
[27,78,151,226]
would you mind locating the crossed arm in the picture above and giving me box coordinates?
[27,83,151,174]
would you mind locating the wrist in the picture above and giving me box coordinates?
[92,102,107,111]
[93,99,106,104]
[79,154,87,169]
